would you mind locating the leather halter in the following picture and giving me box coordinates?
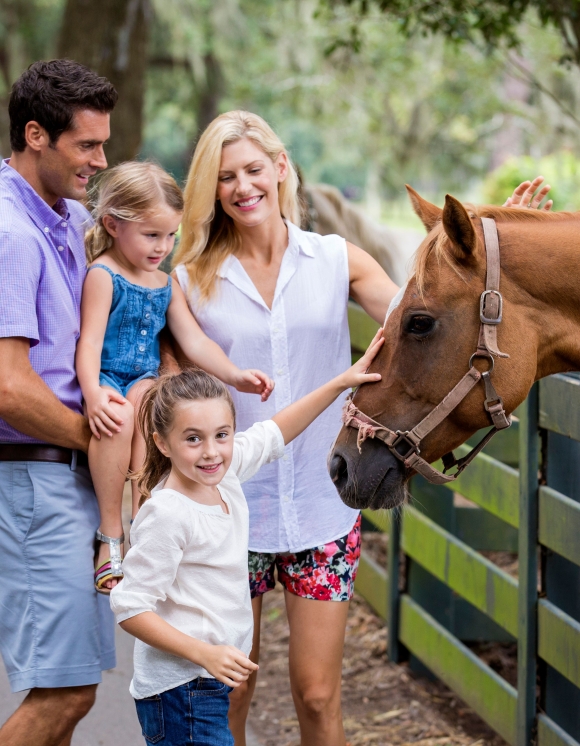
[342,217,512,485]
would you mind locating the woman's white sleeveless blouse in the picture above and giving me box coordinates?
[175,221,359,553]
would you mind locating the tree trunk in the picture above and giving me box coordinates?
[58,0,151,166]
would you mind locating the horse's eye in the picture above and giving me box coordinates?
[406,315,435,336]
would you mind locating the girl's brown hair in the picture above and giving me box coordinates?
[135,368,236,505]
[85,160,184,263]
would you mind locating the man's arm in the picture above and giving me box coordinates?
[0,337,91,451]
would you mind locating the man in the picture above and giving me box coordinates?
[0,59,117,746]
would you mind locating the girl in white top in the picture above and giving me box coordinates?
[111,336,383,746]
[172,110,399,745]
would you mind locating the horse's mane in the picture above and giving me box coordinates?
[414,204,580,292]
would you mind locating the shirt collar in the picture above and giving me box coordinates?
[286,220,315,258]
[1,159,71,232]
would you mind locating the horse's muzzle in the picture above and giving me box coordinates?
[328,434,407,510]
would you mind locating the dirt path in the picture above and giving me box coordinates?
[247,583,506,746]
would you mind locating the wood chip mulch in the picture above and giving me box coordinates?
[248,575,507,746]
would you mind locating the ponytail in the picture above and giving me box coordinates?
[85,222,113,263]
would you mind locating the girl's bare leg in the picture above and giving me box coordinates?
[89,389,134,590]
[229,595,263,746]
[285,593,349,746]
[126,378,157,519]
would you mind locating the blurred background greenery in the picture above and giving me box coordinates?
[3,0,580,226]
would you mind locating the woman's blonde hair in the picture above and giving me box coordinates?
[135,368,236,505]
[85,161,184,263]
[173,110,303,302]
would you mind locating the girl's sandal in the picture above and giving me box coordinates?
[94,530,125,595]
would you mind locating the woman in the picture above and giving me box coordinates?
[173,110,399,746]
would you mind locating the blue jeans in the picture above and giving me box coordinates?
[135,677,234,746]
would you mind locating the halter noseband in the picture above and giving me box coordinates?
[342,217,511,486]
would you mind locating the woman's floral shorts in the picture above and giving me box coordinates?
[248,514,361,601]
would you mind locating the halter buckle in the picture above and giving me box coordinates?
[391,431,420,461]
[480,290,503,324]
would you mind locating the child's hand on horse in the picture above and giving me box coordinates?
[198,643,259,687]
[504,176,553,210]
[232,368,275,401]
[339,327,384,390]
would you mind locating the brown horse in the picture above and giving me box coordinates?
[328,187,580,510]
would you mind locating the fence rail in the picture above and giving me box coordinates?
[348,302,580,746]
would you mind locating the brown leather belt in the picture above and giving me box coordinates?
[0,444,89,468]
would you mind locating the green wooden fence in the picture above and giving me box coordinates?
[348,302,580,746]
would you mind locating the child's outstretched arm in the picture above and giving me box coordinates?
[120,612,258,688]
[273,328,384,445]
[166,281,274,402]
[77,268,127,438]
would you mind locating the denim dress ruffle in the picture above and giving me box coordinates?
[89,263,172,397]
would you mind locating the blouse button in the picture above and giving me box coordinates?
[147,293,152,300]
[145,312,150,319]
[139,346,145,352]
[135,365,141,371]
[141,330,147,336]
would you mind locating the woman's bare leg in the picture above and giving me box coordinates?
[285,592,349,746]
[89,389,134,590]
[125,378,156,518]
[229,595,263,746]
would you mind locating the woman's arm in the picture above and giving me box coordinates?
[166,280,274,400]
[347,241,400,325]
[120,612,258,687]
[76,268,126,437]
[273,329,383,444]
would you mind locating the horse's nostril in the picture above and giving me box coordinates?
[329,453,349,491]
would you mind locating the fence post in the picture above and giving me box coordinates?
[517,383,539,746]
[387,508,403,663]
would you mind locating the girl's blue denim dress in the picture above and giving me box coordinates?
[89,264,172,396]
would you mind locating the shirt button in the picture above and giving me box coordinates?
[135,365,141,371]
[57,245,64,252]
[44,226,50,233]
[277,369,284,375]
[145,312,150,318]
[61,221,67,227]
[139,346,145,352]
[147,293,152,300]
[283,495,290,503]
[283,455,289,461]
[141,330,147,336]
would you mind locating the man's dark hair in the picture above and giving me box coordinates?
[9,59,118,152]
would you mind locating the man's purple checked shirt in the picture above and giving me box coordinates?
[0,159,92,443]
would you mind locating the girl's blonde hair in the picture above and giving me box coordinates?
[85,161,184,262]
[173,110,303,302]
[135,368,236,505]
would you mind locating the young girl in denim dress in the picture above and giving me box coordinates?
[76,161,274,594]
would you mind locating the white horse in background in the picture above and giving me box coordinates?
[305,183,423,287]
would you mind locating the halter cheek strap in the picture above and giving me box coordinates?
[342,217,511,485]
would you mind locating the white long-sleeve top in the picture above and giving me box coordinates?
[110,420,284,699]
[175,220,359,553]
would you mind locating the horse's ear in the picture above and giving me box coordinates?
[442,194,477,261]
[406,185,442,232]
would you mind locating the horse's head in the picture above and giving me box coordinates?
[329,188,540,510]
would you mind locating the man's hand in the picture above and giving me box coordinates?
[504,176,553,210]
[197,643,259,687]
[232,369,275,402]
[85,386,128,438]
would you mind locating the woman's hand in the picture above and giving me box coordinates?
[85,386,128,438]
[233,369,275,402]
[504,176,553,210]
[338,328,384,391]
[197,643,259,688]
